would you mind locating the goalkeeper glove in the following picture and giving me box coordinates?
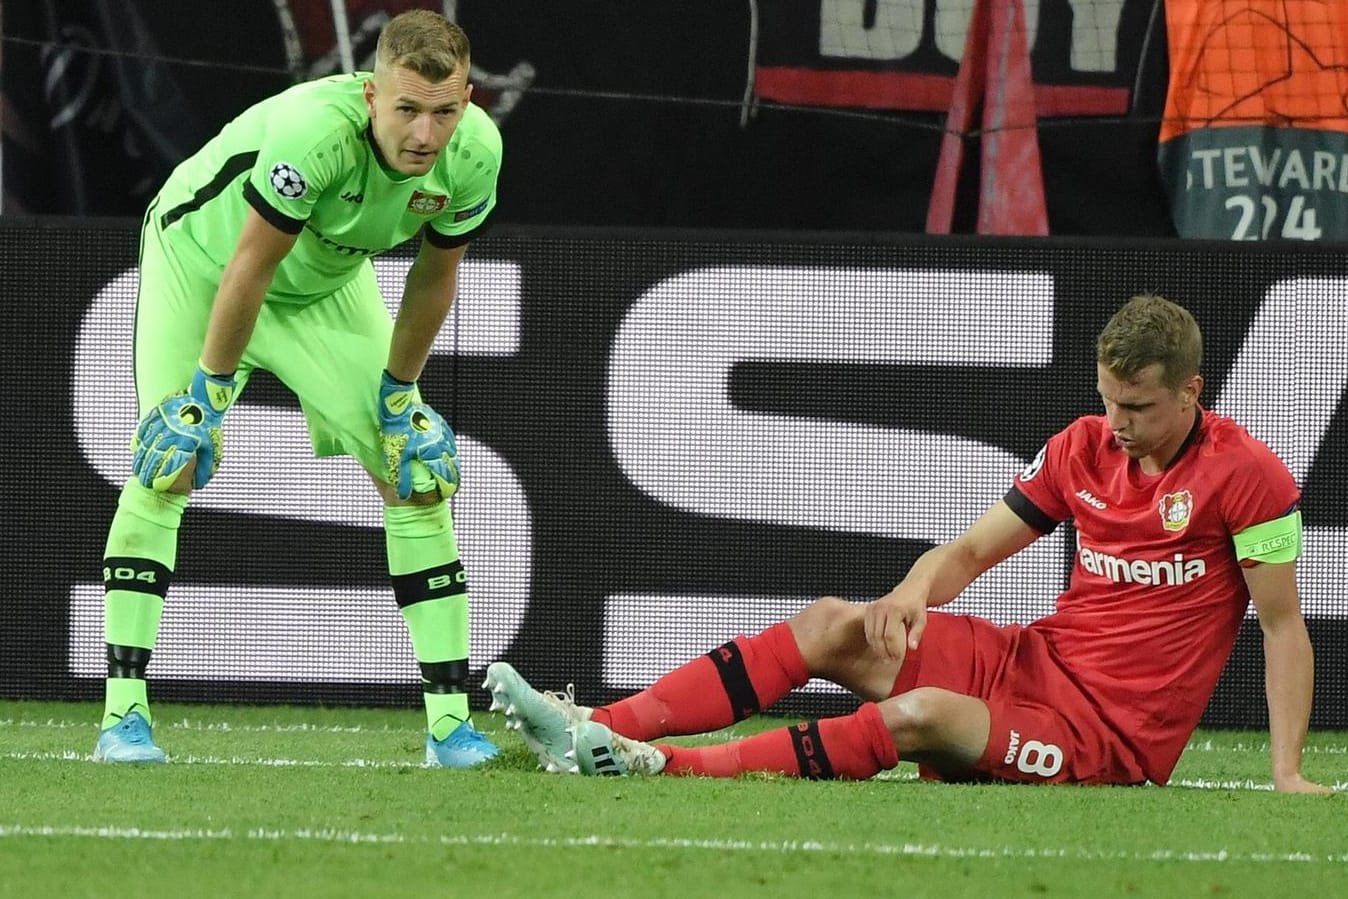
[131,364,236,492]
[379,369,460,500]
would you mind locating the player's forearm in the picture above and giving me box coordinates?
[200,263,272,374]
[906,541,985,608]
[1263,619,1316,785]
[902,501,1033,608]
[387,270,456,382]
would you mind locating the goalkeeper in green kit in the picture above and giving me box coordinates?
[95,9,500,766]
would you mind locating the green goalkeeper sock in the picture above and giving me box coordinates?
[104,679,151,727]
[385,502,472,740]
[100,482,187,728]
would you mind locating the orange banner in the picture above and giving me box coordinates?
[1162,1,1348,141]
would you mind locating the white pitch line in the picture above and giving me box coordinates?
[0,750,424,769]
[3,749,1344,792]
[1185,739,1348,755]
[7,720,1348,753]
[1175,777,1348,792]
[12,717,1348,762]
[1173,778,1276,791]
[0,718,423,735]
[163,719,425,735]
[0,823,1346,865]
[0,717,754,743]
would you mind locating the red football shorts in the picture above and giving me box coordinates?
[890,612,1148,785]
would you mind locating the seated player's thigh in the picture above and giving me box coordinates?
[889,612,1013,698]
[976,626,1144,784]
[974,695,1146,785]
[892,614,1146,785]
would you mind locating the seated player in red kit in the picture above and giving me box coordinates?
[487,293,1331,794]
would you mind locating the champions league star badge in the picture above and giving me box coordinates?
[408,191,448,215]
[1019,445,1046,482]
[1159,490,1194,532]
[268,162,308,199]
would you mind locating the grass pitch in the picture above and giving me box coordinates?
[1,700,1344,898]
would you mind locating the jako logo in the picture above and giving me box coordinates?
[1075,489,1107,509]
[1078,543,1207,585]
[1003,729,1021,765]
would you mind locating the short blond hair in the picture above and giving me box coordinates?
[375,9,469,83]
[1096,293,1203,391]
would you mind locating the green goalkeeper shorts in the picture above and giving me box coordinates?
[134,215,395,482]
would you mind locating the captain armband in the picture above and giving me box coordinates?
[1232,510,1303,564]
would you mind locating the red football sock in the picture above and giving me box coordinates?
[595,622,809,741]
[660,702,899,779]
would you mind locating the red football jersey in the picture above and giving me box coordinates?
[1006,408,1299,783]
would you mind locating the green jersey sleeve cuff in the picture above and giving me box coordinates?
[243,181,306,234]
[1233,509,1303,564]
[425,210,494,249]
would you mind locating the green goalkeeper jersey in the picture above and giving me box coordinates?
[151,73,501,304]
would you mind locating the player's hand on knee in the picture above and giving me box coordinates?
[131,365,236,492]
[864,590,922,663]
[378,370,461,501]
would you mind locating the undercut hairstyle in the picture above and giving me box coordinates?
[1096,293,1203,391]
[375,10,470,83]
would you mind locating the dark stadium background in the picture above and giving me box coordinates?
[1,218,1345,729]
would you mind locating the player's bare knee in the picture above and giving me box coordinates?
[789,596,870,682]
[367,472,442,506]
[882,688,991,762]
[884,688,952,743]
[399,489,443,506]
[370,477,398,504]
[789,596,859,655]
